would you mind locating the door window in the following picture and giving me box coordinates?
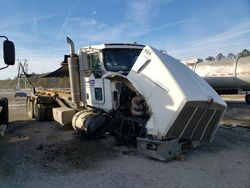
[87,52,102,78]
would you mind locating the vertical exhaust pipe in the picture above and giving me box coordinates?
[66,37,81,109]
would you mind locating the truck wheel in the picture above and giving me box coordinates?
[26,97,35,118]
[45,105,53,121]
[35,103,46,121]
[0,98,8,125]
[245,94,250,105]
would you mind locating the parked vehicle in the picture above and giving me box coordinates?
[0,36,15,136]
[14,91,27,97]
[183,57,250,104]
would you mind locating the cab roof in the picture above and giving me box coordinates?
[80,43,145,51]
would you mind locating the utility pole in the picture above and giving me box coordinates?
[16,59,29,91]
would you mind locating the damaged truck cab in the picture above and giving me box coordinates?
[27,37,227,161]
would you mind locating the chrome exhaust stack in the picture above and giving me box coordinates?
[66,37,81,109]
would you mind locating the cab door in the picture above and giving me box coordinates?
[85,52,104,105]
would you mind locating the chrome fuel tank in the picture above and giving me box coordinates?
[190,56,250,89]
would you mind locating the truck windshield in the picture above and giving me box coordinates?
[103,48,142,72]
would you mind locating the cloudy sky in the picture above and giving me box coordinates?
[0,0,249,79]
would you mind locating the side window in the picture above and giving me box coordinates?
[87,52,102,78]
[94,87,103,101]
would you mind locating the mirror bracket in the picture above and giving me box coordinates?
[0,65,9,70]
[0,36,8,40]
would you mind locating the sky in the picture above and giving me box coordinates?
[0,0,249,79]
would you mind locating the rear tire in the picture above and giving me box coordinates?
[35,103,46,121]
[245,94,250,105]
[26,97,35,118]
[45,105,53,121]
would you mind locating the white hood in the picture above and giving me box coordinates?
[104,45,227,140]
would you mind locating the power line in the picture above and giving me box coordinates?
[16,59,31,90]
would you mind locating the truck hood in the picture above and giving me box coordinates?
[104,45,227,140]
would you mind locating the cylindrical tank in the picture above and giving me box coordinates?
[68,56,81,105]
[72,110,106,135]
[66,37,81,109]
[192,56,250,89]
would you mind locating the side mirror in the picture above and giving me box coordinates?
[3,40,15,65]
[79,51,91,77]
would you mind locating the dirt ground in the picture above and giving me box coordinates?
[0,90,250,188]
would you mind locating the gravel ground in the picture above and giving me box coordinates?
[0,90,250,188]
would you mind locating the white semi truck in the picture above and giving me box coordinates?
[0,36,15,136]
[26,37,227,161]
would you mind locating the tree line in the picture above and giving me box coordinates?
[206,48,250,61]
[0,77,70,89]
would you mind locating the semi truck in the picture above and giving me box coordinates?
[0,36,15,136]
[26,37,227,161]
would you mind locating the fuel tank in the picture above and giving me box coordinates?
[191,57,250,89]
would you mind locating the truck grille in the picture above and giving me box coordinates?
[166,101,224,142]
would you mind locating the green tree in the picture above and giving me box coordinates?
[206,56,215,61]
[216,53,225,61]
[238,49,250,57]
[227,53,236,59]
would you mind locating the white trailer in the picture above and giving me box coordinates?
[27,37,227,161]
[183,57,250,104]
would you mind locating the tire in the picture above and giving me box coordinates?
[0,98,8,125]
[45,106,53,121]
[26,97,35,118]
[35,103,46,121]
[245,94,250,105]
